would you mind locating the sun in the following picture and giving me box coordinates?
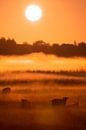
[25,4,42,22]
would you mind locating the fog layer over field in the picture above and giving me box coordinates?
[0,53,86,72]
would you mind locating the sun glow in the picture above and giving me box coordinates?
[25,4,42,22]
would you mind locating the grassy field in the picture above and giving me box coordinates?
[0,72,86,130]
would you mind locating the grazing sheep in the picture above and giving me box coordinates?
[2,87,11,94]
[51,97,69,106]
[21,99,31,108]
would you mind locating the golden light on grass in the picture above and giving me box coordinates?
[25,4,42,22]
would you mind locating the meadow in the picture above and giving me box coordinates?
[0,54,86,130]
[0,71,86,130]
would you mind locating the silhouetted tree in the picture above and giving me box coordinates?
[0,37,86,57]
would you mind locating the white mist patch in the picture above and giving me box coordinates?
[8,59,34,65]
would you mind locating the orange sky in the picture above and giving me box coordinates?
[0,0,86,44]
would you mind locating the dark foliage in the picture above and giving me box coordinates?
[0,37,86,57]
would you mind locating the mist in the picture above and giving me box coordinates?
[0,53,86,72]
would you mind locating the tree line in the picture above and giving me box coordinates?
[0,37,86,57]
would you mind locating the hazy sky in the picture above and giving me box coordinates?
[0,0,86,44]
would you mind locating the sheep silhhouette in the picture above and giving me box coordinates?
[2,87,11,94]
[51,97,69,106]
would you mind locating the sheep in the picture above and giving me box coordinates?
[51,97,69,106]
[2,87,11,94]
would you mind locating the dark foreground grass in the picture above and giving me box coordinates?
[0,104,86,130]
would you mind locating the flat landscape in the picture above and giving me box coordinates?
[0,0,86,129]
[0,71,86,130]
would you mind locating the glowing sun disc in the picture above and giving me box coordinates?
[25,4,42,22]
